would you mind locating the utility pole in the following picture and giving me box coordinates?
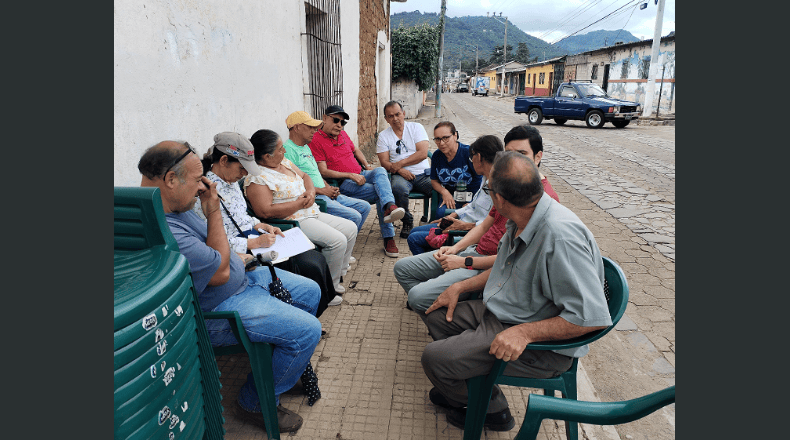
[474,44,479,76]
[642,0,666,118]
[490,13,508,97]
[435,0,446,117]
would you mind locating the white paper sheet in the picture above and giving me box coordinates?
[249,227,315,264]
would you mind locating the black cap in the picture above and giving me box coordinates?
[324,105,350,121]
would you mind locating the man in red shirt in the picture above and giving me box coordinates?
[309,105,405,258]
[394,126,559,312]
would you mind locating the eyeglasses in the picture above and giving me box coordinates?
[163,142,195,179]
[433,135,453,144]
[331,117,348,127]
[395,139,406,154]
[481,184,495,195]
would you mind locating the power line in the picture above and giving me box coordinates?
[535,0,603,42]
[550,0,641,45]
[547,0,633,43]
[611,3,641,44]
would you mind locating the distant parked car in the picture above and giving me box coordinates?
[456,83,469,93]
[514,81,642,128]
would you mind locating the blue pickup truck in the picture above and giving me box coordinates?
[514,81,642,128]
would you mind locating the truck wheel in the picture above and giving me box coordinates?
[585,110,604,128]
[528,108,543,125]
[612,120,630,128]
[554,118,567,125]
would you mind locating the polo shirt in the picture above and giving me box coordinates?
[482,192,611,357]
[308,129,361,174]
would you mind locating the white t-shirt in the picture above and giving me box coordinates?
[376,122,431,175]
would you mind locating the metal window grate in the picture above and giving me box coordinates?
[303,0,343,117]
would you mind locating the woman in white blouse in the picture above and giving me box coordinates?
[245,129,357,294]
[192,131,342,310]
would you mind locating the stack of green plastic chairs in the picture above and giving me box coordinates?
[114,187,224,440]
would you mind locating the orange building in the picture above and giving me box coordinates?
[522,56,566,97]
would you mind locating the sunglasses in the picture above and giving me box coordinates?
[395,139,406,154]
[433,135,453,144]
[163,142,195,179]
[331,116,348,127]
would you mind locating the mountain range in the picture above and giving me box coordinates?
[390,11,641,73]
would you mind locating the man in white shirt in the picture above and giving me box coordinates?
[376,101,433,238]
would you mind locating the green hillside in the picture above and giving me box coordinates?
[555,29,640,55]
[391,11,641,74]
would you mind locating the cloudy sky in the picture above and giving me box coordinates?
[391,0,675,43]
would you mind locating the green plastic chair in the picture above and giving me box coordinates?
[407,150,433,223]
[516,386,675,440]
[208,312,281,439]
[463,256,630,440]
[115,186,281,440]
[114,187,226,440]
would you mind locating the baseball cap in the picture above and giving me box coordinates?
[286,111,323,129]
[209,132,262,176]
[324,105,349,121]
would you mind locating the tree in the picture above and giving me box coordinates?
[488,44,513,65]
[392,23,440,91]
[513,42,531,65]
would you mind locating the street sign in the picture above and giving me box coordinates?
[640,3,648,9]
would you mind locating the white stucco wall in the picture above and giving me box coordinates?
[391,77,422,119]
[607,40,676,115]
[376,29,391,131]
[114,0,360,186]
[340,0,360,145]
[571,40,676,115]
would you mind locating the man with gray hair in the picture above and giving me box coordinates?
[138,140,321,433]
[419,151,612,432]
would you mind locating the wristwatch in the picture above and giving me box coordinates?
[465,256,474,270]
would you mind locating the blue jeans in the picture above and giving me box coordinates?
[317,194,371,232]
[391,173,432,225]
[406,223,438,255]
[339,167,397,238]
[205,267,321,405]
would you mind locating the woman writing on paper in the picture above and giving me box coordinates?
[244,129,358,296]
[192,131,342,312]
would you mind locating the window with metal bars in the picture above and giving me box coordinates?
[303,0,343,117]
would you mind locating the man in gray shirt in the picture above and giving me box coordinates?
[420,151,612,432]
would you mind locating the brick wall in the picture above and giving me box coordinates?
[357,0,389,162]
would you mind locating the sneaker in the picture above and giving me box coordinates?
[383,204,405,223]
[384,237,399,258]
[235,401,304,433]
[334,284,346,294]
[348,256,357,265]
[328,295,343,306]
[399,222,414,239]
[445,406,515,432]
